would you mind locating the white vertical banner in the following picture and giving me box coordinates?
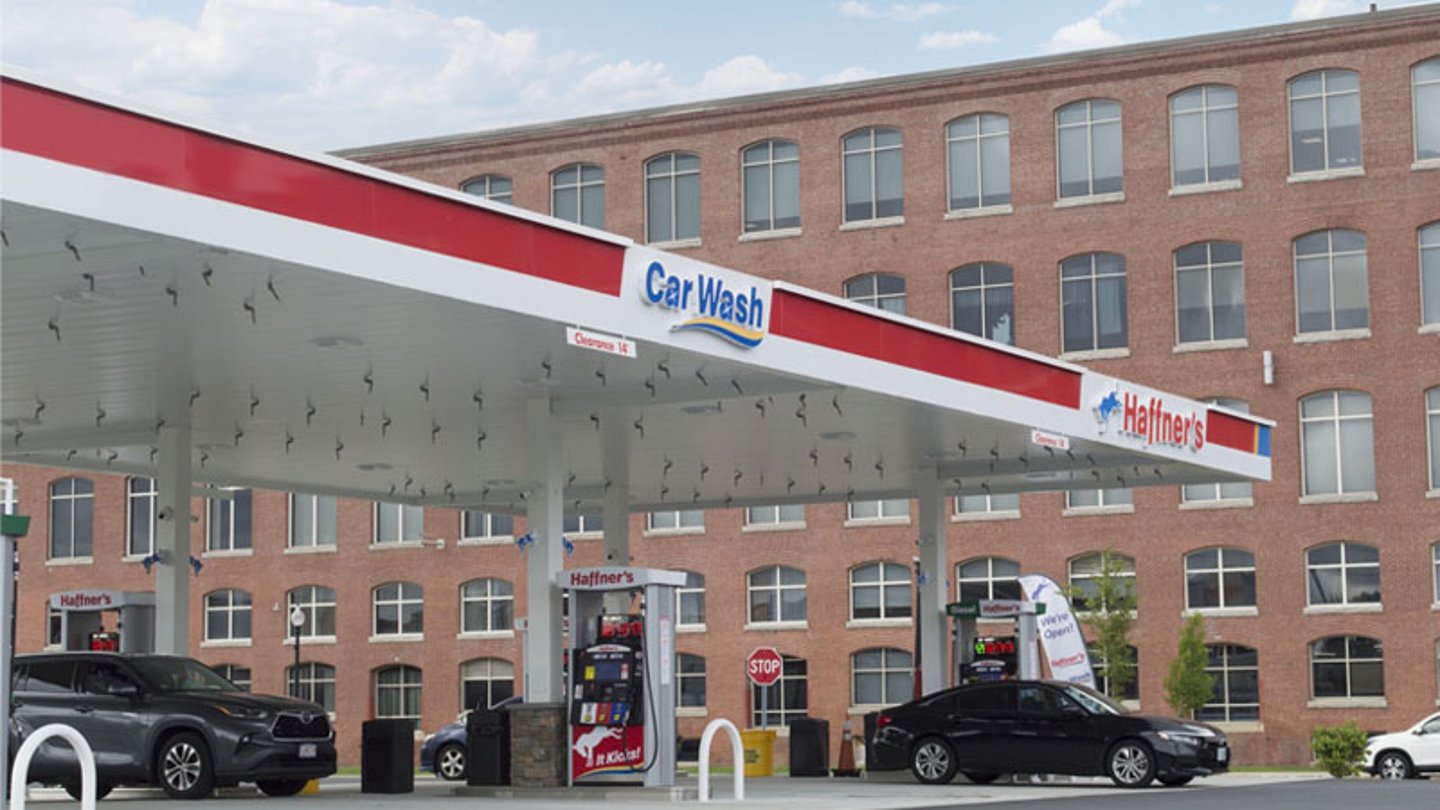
[1018,574,1096,689]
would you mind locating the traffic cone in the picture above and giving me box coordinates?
[832,720,861,777]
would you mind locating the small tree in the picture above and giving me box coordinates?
[1311,722,1369,777]
[1163,612,1214,718]
[1072,548,1137,700]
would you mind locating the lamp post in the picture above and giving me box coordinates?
[289,605,305,699]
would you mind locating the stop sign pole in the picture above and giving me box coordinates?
[747,647,782,728]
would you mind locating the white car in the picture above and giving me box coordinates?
[1363,712,1440,779]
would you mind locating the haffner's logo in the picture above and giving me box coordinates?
[642,260,767,348]
[1095,386,1206,451]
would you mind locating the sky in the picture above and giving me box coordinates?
[0,0,1424,152]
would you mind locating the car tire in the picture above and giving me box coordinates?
[435,743,467,781]
[155,731,215,799]
[963,772,1000,784]
[1106,740,1156,788]
[1375,751,1413,780]
[63,780,114,801]
[1158,775,1194,787]
[256,779,310,796]
[910,737,958,785]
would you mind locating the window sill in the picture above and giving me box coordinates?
[1054,191,1125,209]
[648,237,702,250]
[1062,505,1136,518]
[1288,167,1365,184]
[284,545,337,555]
[846,618,913,629]
[1059,347,1130,362]
[1303,603,1382,615]
[643,527,707,538]
[457,630,515,640]
[284,636,336,646]
[944,204,1013,220]
[1173,338,1249,354]
[1179,498,1254,511]
[1420,323,1440,336]
[368,541,425,551]
[676,706,709,718]
[202,549,253,559]
[839,216,905,232]
[47,556,94,567]
[843,517,912,528]
[741,522,808,533]
[1298,492,1378,505]
[1307,697,1386,709]
[458,536,514,546]
[1432,602,1439,612]
[677,624,707,634]
[1414,158,1440,172]
[369,634,425,643]
[569,531,603,541]
[1214,721,1264,734]
[951,510,1021,523]
[1168,179,1243,197]
[1430,489,1440,500]
[1185,607,1258,618]
[1293,328,1371,344]
[739,227,802,242]
[743,621,808,632]
[200,639,252,648]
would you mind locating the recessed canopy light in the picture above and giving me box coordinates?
[818,430,856,441]
[484,478,515,486]
[356,462,394,472]
[681,403,722,415]
[310,335,364,349]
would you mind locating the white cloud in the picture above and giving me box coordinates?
[821,67,882,85]
[1290,0,1366,19]
[697,56,806,98]
[1204,3,1223,12]
[1048,0,1142,53]
[918,30,998,49]
[839,1,946,23]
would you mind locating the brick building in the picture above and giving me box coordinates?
[7,6,1440,767]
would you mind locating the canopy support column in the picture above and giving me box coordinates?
[523,397,565,704]
[153,426,192,655]
[601,412,631,613]
[915,467,947,695]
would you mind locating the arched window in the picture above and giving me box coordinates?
[747,565,806,625]
[950,263,1014,344]
[955,557,1021,602]
[460,578,513,633]
[461,174,513,204]
[1175,241,1245,345]
[751,654,806,727]
[677,571,706,629]
[373,582,424,637]
[1305,541,1380,606]
[1169,85,1240,188]
[1300,390,1375,496]
[126,476,157,557]
[1068,552,1136,613]
[741,139,799,233]
[551,163,604,228]
[678,653,707,708]
[460,658,514,710]
[852,648,913,707]
[1056,99,1122,199]
[286,585,337,640]
[287,662,336,711]
[1310,635,1383,699]
[1421,223,1440,329]
[1416,58,1440,161]
[374,665,423,728]
[1060,252,1127,353]
[844,273,906,314]
[946,113,1010,211]
[842,126,903,222]
[203,589,252,642]
[1184,548,1256,610]
[644,152,700,244]
[49,476,93,560]
[1294,229,1368,335]
[1198,645,1258,722]
[1289,69,1361,175]
[849,562,912,622]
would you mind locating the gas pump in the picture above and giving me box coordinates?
[558,567,684,788]
[49,589,156,653]
[946,598,1044,685]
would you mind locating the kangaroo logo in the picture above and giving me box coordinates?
[1094,388,1121,431]
[574,726,624,767]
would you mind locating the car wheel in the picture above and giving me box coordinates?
[155,731,215,799]
[1106,740,1156,788]
[910,737,958,785]
[63,781,114,801]
[1376,751,1413,780]
[256,779,309,796]
[963,772,1000,784]
[435,743,467,781]
[1158,775,1194,787]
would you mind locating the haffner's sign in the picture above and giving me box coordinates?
[637,255,770,348]
[1095,384,1206,452]
[51,590,123,610]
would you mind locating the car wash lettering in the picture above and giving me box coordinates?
[1120,391,1205,451]
[642,260,766,348]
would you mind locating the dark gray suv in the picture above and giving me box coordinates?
[10,652,336,799]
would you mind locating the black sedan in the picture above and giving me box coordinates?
[870,680,1229,787]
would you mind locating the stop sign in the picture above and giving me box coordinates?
[747,646,784,687]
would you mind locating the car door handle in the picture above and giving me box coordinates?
[1014,729,1039,737]
[75,705,95,714]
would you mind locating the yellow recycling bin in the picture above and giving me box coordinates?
[740,729,777,777]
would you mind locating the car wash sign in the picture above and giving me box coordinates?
[1092,381,1206,452]
[632,250,771,348]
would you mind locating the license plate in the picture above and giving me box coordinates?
[1216,746,1229,763]
[298,743,317,760]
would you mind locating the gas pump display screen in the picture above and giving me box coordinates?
[592,661,624,682]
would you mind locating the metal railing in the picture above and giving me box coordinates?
[9,723,98,810]
[697,717,744,802]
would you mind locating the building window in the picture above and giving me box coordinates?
[847,498,909,521]
[647,510,704,532]
[744,504,804,528]
[852,648,913,707]
[1422,223,1440,328]
[375,665,422,728]
[1056,99,1122,199]
[842,126,903,222]
[551,163,604,229]
[462,510,513,541]
[678,653,707,708]
[460,658,514,710]
[207,489,252,553]
[214,665,251,691]
[1170,85,1240,188]
[1198,645,1259,722]
[742,139,799,233]
[950,263,1014,345]
[1300,390,1375,497]
[563,514,602,535]
[374,502,424,544]
[289,494,336,549]
[1060,252,1127,353]
[1306,541,1380,606]
[1175,242,1245,345]
[1088,644,1139,701]
[1295,229,1368,334]
[1429,388,1440,490]
[645,152,700,244]
[1289,69,1361,175]
[49,476,93,560]
[46,605,63,647]
[1433,543,1440,604]
[204,589,252,642]
[850,562,912,622]
[373,582,424,637]
[1417,58,1440,161]
[946,113,1011,211]
[461,174,513,204]
[1184,548,1256,610]
[1311,635,1383,699]
[1065,488,1133,510]
[747,565,806,625]
[1184,398,1254,503]
[287,585,337,640]
[460,578,514,633]
[954,493,1020,517]
[844,273,906,315]
[126,477,156,557]
[956,557,1022,603]
[678,571,706,629]
[1068,552,1136,613]
[288,662,336,712]
[751,654,807,727]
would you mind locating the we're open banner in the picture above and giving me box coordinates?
[1019,575,1096,689]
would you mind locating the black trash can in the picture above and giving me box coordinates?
[862,712,880,771]
[361,718,415,794]
[466,705,513,786]
[788,717,829,777]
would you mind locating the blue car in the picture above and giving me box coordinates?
[419,696,520,781]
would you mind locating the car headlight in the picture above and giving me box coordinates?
[215,705,269,720]
[1158,731,1204,747]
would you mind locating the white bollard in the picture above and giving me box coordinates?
[9,723,99,810]
[697,718,744,802]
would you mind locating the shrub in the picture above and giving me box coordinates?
[1310,722,1368,778]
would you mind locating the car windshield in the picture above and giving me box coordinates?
[1060,683,1128,715]
[129,658,241,693]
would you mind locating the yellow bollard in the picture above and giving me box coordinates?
[300,779,320,795]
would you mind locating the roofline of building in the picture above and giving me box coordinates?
[336,3,1439,159]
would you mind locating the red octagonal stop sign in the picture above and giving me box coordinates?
[747,646,784,687]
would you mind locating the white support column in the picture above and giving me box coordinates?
[153,425,192,655]
[915,467,948,695]
[600,411,630,566]
[524,398,566,704]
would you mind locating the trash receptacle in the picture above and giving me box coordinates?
[740,729,776,777]
[788,717,829,777]
[466,705,512,786]
[862,712,880,771]
[361,718,415,794]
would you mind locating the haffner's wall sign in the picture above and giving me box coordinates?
[638,256,770,348]
[1094,383,1206,451]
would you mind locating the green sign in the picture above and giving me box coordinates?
[946,601,980,618]
[0,513,29,537]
